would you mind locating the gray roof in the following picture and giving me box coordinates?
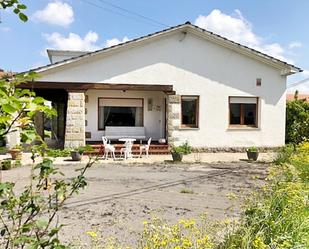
[29,22,302,73]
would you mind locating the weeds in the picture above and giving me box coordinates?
[180,188,194,194]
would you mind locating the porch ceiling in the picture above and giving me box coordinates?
[22,81,175,94]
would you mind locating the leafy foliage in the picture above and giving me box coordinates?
[218,142,309,249]
[171,141,192,154]
[75,143,309,249]
[0,72,96,248]
[0,72,56,143]
[46,148,71,158]
[0,156,97,248]
[247,146,258,152]
[286,93,309,144]
[0,0,28,22]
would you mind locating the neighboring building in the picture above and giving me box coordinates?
[22,22,301,149]
[287,78,309,102]
[287,93,309,102]
[0,69,13,79]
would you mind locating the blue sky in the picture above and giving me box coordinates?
[0,0,309,87]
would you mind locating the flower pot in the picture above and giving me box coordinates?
[159,138,166,144]
[1,159,12,170]
[71,151,82,161]
[172,152,183,162]
[9,149,22,160]
[246,151,259,161]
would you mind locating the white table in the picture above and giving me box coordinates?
[118,138,136,158]
[118,138,136,143]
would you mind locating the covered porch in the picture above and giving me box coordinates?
[23,81,181,153]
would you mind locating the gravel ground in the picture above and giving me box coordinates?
[1,161,269,247]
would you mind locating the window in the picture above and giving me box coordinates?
[98,98,143,130]
[181,96,199,128]
[229,97,258,127]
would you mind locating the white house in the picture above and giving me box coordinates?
[24,22,301,150]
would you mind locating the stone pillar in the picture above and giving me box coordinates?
[64,92,85,148]
[167,94,181,146]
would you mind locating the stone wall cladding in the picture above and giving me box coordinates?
[167,94,181,146]
[64,92,85,148]
[192,147,282,153]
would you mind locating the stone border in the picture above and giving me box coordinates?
[192,147,282,153]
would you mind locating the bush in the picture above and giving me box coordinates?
[219,142,309,249]
[1,158,12,170]
[273,144,294,165]
[286,95,309,144]
[171,142,192,154]
[46,148,71,157]
[247,146,258,152]
[73,143,309,249]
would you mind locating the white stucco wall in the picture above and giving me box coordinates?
[85,90,166,141]
[39,31,287,148]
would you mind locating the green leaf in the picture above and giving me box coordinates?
[0,228,5,236]
[19,12,28,22]
[13,8,20,14]
[33,97,45,104]
[35,219,48,229]
[2,103,17,113]
[17,4,27,9]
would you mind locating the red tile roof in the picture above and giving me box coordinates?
[287,93,309,102]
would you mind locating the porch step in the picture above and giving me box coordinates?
[86,143,169,155]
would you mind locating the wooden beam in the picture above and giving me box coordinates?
[21,81,174,92]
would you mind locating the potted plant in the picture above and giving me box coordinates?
[9,145,22,160]
[70,145,93,161]
[1,158,12,170]
[70,146,86,161]
[171,142,192,162]
[246,146,259,161]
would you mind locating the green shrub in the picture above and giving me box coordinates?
[46,148,71,157]
[286,95,309,144]
[218,142,309,249]
[171,141,192,154]
[273,144,294,165]
[247,146,258,152]
[1,158,12,170]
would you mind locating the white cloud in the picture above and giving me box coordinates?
[43,30,130,52]
[32,1,74,27]
[289,42,302,49]
[105,36,130,47]
[43,31,101,51]
[194,9,293,63]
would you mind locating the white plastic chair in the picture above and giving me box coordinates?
[102,136,115,159]
[139,137,152,158]
[120,141,134,159]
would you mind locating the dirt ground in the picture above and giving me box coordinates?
[2,161,268,247]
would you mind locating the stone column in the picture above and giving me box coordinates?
[167,94,181,146]
[64,92,85,148]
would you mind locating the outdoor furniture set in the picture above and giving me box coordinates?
[101,125,151,159]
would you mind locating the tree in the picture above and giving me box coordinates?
[0,0,28,22]
[0,72,56,143]
[0,73,97,248]
[286,91,309,145]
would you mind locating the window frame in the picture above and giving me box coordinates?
[180,95,199,129]
[228,96,259,128]
[97,97,144,131]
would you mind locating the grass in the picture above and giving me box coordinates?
[72,142,309,249]
[180,188,194,194]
